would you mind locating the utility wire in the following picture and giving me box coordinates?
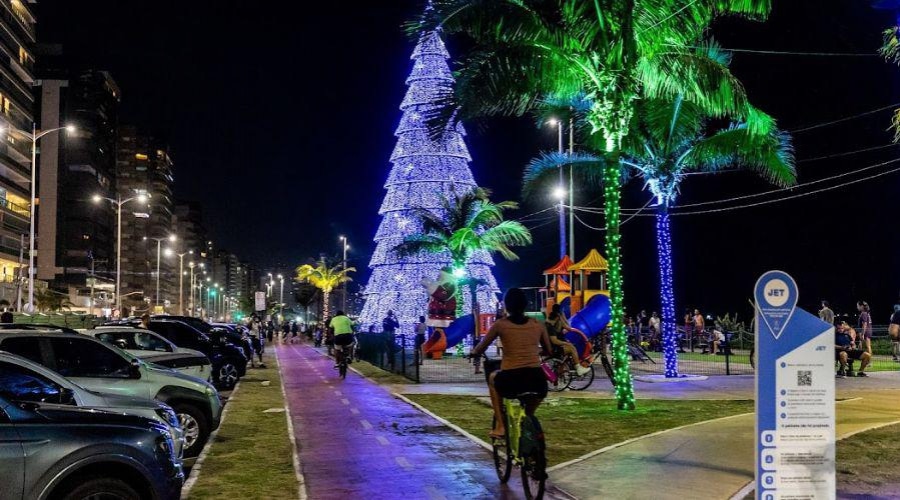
[790,102,900,133]
[678,45,879,57]
[797,143,900,163]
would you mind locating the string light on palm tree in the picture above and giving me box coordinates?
[296,260,354,320]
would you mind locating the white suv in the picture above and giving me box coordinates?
[81,326,211,380]
[0,330,223,457]
[0,351,186,457]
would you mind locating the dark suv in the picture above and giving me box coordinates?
[0,394,182,499]
[145,318,247,389]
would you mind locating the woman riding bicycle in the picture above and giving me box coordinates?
[471,288,552,439]
[545,304,591,376]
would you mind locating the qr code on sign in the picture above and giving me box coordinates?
[797,370,812,386]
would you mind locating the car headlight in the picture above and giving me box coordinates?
[156,407,180,429]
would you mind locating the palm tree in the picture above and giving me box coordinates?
[526,95,796,377]
[415,1,775,409]
[395,187,531,320]
[34,288,75,313]
[295,261,355,320]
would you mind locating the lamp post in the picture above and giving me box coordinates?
[171,250,192,315]
[146,234,176,309]
[16,123,77,312]
[549,119,566,259]
[339,236,349,312]
[93,191,149,313]
[188,261,195,315]
[277,273,284,310]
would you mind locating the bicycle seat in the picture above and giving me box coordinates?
[510,391,543,402]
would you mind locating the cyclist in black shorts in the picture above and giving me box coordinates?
[329,310,355,368]
[471,288,552,439]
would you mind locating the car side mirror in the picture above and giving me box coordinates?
[58,387,76,405]
[129,360,142,379]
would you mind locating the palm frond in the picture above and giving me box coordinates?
[522,151,605,199]
[682,125,796,186]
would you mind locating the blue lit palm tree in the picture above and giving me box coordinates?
[525,94,796,378]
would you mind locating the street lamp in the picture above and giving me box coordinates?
[145,234,176,308]
[339,236,350,312]
[93,190,149,313]
[170,249,192,315]
[548,118,566,259]
[13,123,77,312]
[277,274,284,311]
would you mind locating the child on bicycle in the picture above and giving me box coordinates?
[470,288,552,439]
[545,304,591,376]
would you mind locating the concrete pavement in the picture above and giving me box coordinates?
[278,342,565,499]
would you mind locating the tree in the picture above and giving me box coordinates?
[416,0,774,410]
[526,94,796,377]
[295,261,355,321]
[357,28,501,332]
[34,288,75,313]
[395,187,531,323]
[293,280,320,325]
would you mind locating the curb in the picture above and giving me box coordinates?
[181,381,241,497]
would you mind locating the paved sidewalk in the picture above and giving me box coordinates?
[279,343,551,499]
[549,389,900,500]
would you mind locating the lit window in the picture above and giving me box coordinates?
[135,153,148,160]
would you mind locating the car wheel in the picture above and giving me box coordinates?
[216,362,239,390]
[61,476,141,500]
[173,402,210,458]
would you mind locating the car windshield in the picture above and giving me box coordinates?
[96,331,172,352]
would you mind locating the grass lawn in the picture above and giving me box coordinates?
[351,359,412,385]
[644,351,900,372]
[837,423,900,496]
[404,394,753,466]
[186,354,297,499]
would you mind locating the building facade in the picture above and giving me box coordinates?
[115,126,176,314]
[36,69,120,313]
[0,0,36,306]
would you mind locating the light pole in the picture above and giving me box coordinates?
[17,123,77,312]
[339,236,349,312]
[568,115,575,259]
[146,234,176,309]
[206,278,213,320]
[171,250,192,315]
[550,118,566,259]
[278,273,284,311]
[93,191,149,313]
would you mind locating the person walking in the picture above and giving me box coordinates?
[415,315,427,365]
[247,315,266,368]
[693,309,705,351]
[382,310,399,335]
[818,300,835,325]
[856,301,873,366]
[291,321,300,344]
[889,303,900,362]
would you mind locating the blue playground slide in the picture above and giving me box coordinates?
[440,294,611,351]
[565,294,612,356]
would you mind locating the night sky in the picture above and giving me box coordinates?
[37,1,900,322]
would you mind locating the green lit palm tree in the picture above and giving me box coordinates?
[395,187,532,318]
[526,94,796,377]
[415,0,774,409]
[295,261,355,320]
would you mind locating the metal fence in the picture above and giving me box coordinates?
[356,332,420,382]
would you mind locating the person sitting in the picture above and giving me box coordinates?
[471,288,552,439]
[545,304,591,375]
[836,321,871,377]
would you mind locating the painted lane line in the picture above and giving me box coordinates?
[395,456,413,470]
[376,435,389,446]
[334,390,342,396]
[425,485,447,500]
[360,419,373,430]
[350,408,360,415]
[341,398,350,405]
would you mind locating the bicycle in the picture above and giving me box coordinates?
[544,353,595,392]
[334,337,355,380]
[483,357,547,499]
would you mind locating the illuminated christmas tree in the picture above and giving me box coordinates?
[358,30,500,332]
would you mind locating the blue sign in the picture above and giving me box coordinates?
[755,271,835,500]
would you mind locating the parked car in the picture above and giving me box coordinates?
[0,330,222,457]
[0,351,185,458]
[81,326,211,381]
[0,393,182,500]
[143,318,247,389]
[211,323,254,359]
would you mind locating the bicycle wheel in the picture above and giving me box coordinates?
[600,354,616,385]
[491,415,512,483]
[567,365,595,391]
[545,358,570,392]
[520,416,546,500]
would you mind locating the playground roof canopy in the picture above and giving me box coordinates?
[543,255,574,275]
[568,249,609,272]
[544,276,571,292]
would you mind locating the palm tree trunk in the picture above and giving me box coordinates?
[656,203,679,378]
[603,156,636,410]
[322,291,330,320]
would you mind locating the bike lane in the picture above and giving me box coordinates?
[278,342,534,500]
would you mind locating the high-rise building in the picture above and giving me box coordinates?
[0,0,37,306]
[116,126,175,314]
[36,69,120,312]
[172,202,206,257]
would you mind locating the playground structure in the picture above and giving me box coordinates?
[422,249,615,359]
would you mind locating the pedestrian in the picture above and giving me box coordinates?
[818,300,835,325]
[0,311,12,323]
[889,303,900,362]
[693,309,705,348]
[247,315,266,368]
[382,310,399,335]
[282,321,290,342]
[415,315,427,365]
[140,313,151,330]
[684,309,693,346]
[291,321,299,344]
[648,312,660,337]
[856,301,873,359]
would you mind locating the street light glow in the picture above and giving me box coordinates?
[553,186,567,200]
[168,234,177,242]
[65,124,76,134]
[164,248,174,257]
[136,193,148,203]
[92,194,102,203]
